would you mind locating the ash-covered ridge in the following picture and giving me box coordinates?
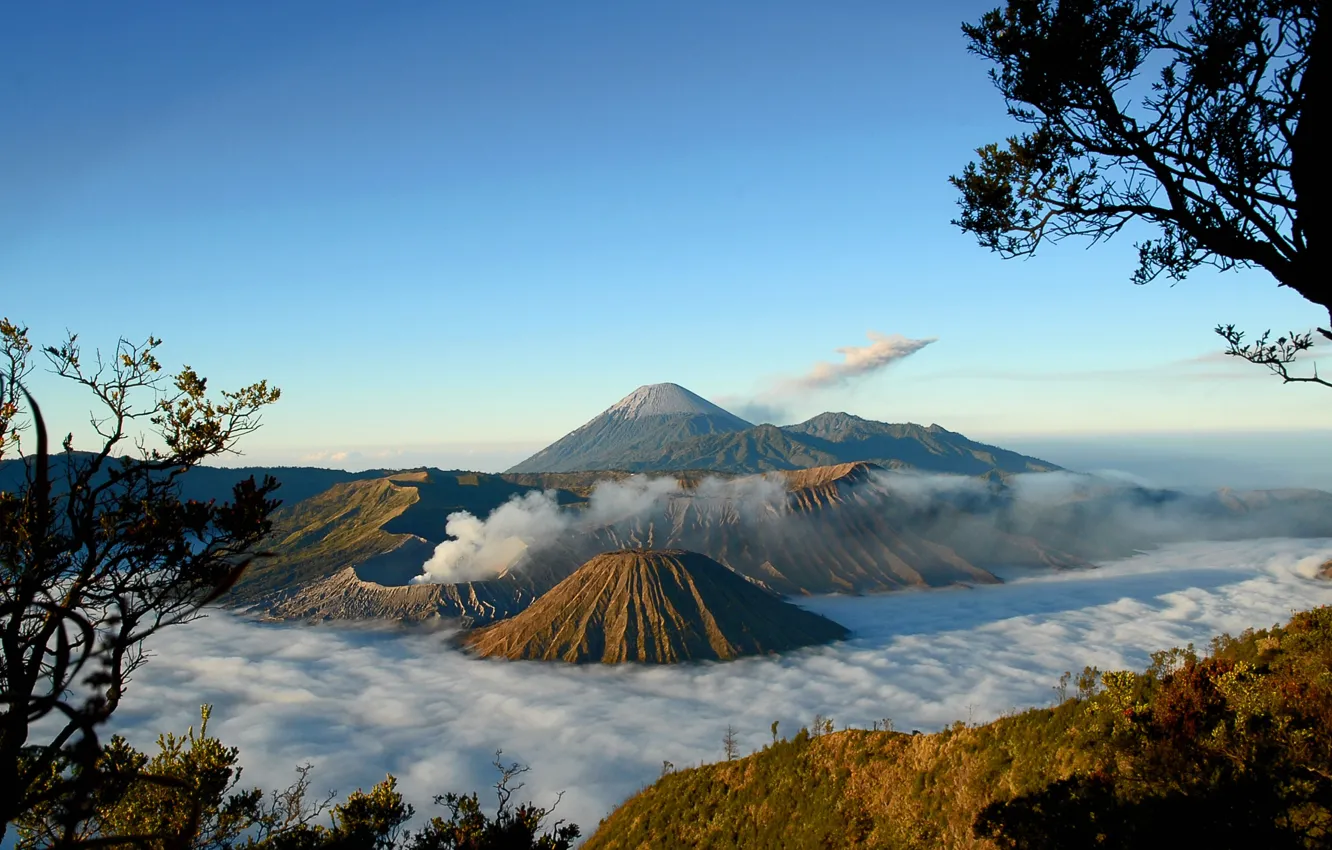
[463,549,850,664]
[606,383,748,422]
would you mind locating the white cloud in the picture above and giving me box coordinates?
[105,538,1332,837]
[411,474,790,585]
[415,490,568,584]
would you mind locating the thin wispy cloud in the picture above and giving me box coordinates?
[103,538,1332,836]
[788,332,937,391]
[901,343,1331,386]
[724,331,936,423]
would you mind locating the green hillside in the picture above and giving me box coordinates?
[587,606,1332,849]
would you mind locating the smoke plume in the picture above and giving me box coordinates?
[724,331,936,424]
[413,472,791,585]
[414,490,566,584]
[788,332,936,391]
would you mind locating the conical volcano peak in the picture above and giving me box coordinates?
[463,548,849,664]
[607,383,746,421]
[505,384,752,472]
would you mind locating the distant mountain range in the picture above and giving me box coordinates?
[463,549,849,664]
[506,383,1060,475]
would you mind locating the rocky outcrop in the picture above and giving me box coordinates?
[258,566,540,625]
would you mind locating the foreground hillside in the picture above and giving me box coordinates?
[587,606,1332,849]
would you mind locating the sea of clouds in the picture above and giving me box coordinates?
[105,537,1332,836]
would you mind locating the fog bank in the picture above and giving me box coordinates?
[106,538,1332,834]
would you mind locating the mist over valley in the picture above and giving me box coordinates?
[103,538,1332,839]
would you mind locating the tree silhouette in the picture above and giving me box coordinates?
[410,751,580,850]
[951,1,1325,385]
[0,321,282,845]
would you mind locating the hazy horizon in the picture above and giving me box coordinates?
[195,426,1332,494]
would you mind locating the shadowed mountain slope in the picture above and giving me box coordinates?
[503,383,1059,475]
[527,462,1076,596]
[229,469,584,608]
[235,463,1086,624]
[616,413,1062,475]
[784,412,1060,474]
[464,549,849,663]
[507,383,754,474]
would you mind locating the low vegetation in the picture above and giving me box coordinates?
[586,606,1332,849]
[14,706,580,850]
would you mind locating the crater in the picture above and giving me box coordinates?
[351,536,437,586]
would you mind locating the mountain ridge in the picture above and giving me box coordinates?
[508,384,754,474]
[505,384,1060,475]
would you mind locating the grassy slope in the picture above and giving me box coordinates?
[229,470,588,606]
[229,473,424,604]
[586,607,1332,849]
[585,708,1092,849]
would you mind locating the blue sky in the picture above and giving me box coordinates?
[3,1,1328,474]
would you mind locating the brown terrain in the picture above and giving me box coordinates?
[238,462,1087,625]
[551,462,1084,595]
[463,549,849,663]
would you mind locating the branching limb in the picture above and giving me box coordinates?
[1215,324,1332,388]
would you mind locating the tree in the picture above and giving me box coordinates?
[15,708,580,850]
[722,725,739,761]
[14,704,422,850]
[1,321,283,844]
[975,607,1332,848]
[409,751,580,850]
[950,0,1326,385]
[14,705,341,850]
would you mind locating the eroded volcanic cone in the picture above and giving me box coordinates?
[463,549,849,663]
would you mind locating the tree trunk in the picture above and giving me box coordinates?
[1290,4,1327,334]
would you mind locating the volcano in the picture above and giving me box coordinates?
[463,549,849,663]
[506,383,754,473]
